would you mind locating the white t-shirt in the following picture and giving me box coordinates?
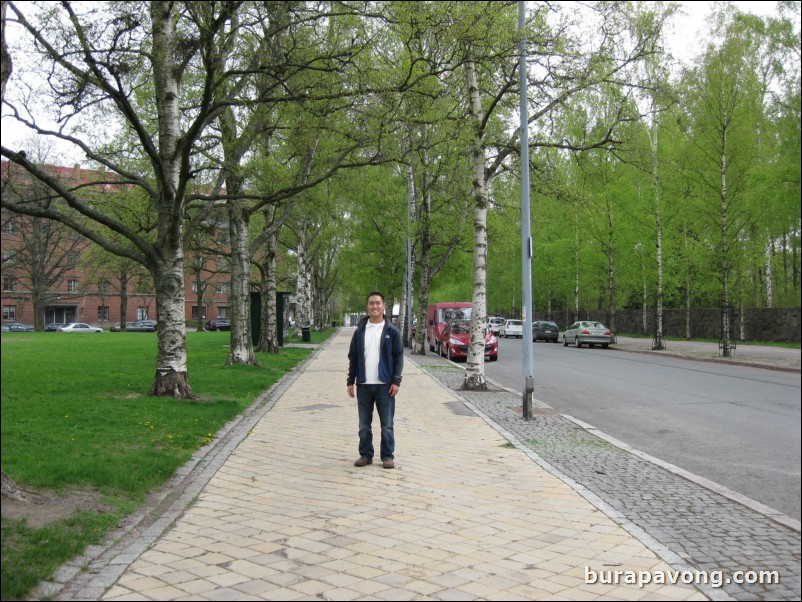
[363,321,384,384]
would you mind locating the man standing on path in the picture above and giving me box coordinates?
[347,292,404,469]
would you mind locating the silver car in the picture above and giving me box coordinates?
[562,321,613,348]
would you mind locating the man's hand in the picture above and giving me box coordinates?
[389,384,399,397]
[347,384,355,398]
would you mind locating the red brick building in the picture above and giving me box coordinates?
[2,161,232,329]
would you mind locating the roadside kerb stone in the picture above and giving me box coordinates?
[416,352,801,601]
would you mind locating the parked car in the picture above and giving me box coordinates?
[532,320,560,343]
[110,321,157,332]
[499,319,523,338]
[440,320,498,362]
[488,316,505,336]
[205,319,231,331]
[58,322,103,333]
[2,322,34,332]
[426,302,472,353]
[44,322,66,332]
[562,321,613,348]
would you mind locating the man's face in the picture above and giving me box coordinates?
[367,295,384,320]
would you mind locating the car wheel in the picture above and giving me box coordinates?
[602,343,609,349]
[575,337,581,348]
[563,336,568,346]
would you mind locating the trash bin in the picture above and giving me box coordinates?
[302,327,311,342]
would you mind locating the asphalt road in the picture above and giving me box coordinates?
[485,337,802,521]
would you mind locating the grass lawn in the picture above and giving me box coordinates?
[1,328,331,601]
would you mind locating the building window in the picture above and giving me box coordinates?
[135,279,151,294]
[98,280,110,295]
[217,256,231,272]
[191,280,200,293]
[3,277,16,292]
[137,307,149,321]
[191,306,207,320]
[217,307,229,319]
[3,305,16,321]
[98,306,110,321]
[216,281,230,294]
[67,279,79,293]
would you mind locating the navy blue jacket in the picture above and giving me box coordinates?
[347,317,404,387]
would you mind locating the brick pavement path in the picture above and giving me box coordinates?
[48,331,711,602]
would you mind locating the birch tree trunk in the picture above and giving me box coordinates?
[605,195,616,334]
[227,198,257,365]
[765,238,774,308]
[648,113,666,349]
[148,254,193,397]
[258,204,280,353]
[462,56,488,391]
[294,228,313,336]
[720,131,732,356]
[148,2,193,397]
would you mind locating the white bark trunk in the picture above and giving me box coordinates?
[649,114,665,349]
[148,2,192,397]
[259,205,280,353]
[295,229,313,335]
[462,57,487,391]
[765,238,774,308]
[149,255,192,397]
[227,201,257,365]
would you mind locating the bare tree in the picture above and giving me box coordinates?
[1,2,248,397]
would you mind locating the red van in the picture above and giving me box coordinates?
[426,302,472,354]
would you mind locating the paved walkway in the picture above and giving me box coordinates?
[51,329,715,601]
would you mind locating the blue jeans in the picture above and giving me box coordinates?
[356,384,395,460]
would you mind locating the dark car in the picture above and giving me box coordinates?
[3,322,34,332]
[533,320,559,342]
[111,321,157,332]
[205,319,231,331]
[45,322,67,332]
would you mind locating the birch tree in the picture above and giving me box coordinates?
[1,1,247,397]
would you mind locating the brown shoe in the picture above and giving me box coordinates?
[382,457,395,469]
[354,456,372,467]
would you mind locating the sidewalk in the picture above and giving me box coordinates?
[611,336,800,372]
[51,329,711,601]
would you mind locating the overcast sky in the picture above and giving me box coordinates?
[0,1,787,162]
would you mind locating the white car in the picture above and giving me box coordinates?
[487,316,505,336]
[499,319,523,338]
[58,322,103,333]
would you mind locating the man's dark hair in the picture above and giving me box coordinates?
[367,291,385,303]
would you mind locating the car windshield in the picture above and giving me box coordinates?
[440,307,471,322]
[451,322,471,334]
[508,320,522,326]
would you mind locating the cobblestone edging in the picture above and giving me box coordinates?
[413,354,801,602]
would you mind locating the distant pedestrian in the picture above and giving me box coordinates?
[347,292,404,469]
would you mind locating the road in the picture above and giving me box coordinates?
[485,337,802,521]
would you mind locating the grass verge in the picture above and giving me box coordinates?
[1,328,330,600]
